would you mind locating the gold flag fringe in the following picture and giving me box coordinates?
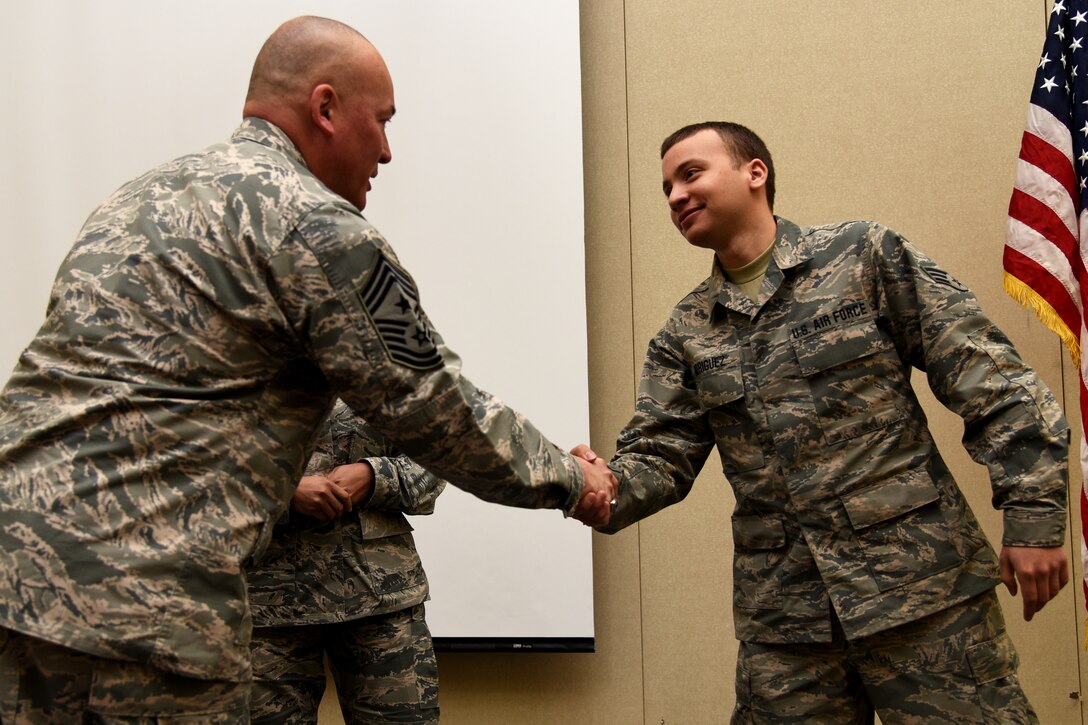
[1003,272,1081,367]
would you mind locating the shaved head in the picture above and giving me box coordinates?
[242,16,396,210]
[246,16,371,106]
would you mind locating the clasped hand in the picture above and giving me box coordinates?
[290,462,375,522]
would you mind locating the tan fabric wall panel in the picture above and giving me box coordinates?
[619,1,1083,723]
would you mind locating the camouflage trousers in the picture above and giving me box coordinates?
[0,627,250,724]
[250,603,439,725]
[732,589,1036,724]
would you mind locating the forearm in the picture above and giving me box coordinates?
[363,454,446,514]
[341,378,584,513]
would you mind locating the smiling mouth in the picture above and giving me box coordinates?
[678,207,702,228]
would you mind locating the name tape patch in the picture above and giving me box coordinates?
[790,300,872,340]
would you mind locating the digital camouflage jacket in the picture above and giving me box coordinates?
[601,218,1069,644]
[0,119,583,681]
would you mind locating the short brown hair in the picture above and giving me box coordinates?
[660,122,775,211]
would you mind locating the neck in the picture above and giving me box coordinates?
[714,211,777,269]
[243,103,313,161]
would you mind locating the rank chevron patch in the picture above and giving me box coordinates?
[920,263,968,292]
[358,254,443,370]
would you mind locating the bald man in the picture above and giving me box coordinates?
[0,16,614,721]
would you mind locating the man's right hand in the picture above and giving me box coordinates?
[291,475,354,521]
[571,444,617,527]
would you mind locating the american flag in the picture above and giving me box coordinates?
[1005,0,1088,609]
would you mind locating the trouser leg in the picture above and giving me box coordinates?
[0,627,93,723]
[732,635,874,725]
[249,625,327,725]
[856,590,1037,725]
[326,605,439,725]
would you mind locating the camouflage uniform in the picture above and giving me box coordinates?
[0,118,585,715]
[247,399,443,724]
[601,218,1068,722]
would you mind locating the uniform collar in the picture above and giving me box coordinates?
[705,217,813,315]
[233,117,309,168]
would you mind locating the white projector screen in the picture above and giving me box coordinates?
[0,1,592,648]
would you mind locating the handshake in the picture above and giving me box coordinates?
[569,443,617,528]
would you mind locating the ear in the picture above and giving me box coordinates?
[309,84,338,137]
[746,159,769,190]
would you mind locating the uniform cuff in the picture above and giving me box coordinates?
[1002,509,1066,547]
[561,452,585,517]
[355,457,386,509]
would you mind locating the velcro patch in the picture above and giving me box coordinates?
[358,254,443,370]
[920,264,967,292]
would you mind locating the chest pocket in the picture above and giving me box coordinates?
[693,354,765,474]
[790,319,904,445]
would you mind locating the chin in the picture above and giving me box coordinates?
[681,231,711,249]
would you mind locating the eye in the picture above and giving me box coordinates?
[684,167,699,180]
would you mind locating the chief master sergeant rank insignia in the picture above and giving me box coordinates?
[358,254,443,370]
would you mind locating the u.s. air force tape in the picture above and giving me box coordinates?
[358,254,443,370]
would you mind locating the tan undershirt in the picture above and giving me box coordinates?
[723,242,776,300]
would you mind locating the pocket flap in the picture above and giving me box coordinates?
[791,319,887,375]
[966,633,1017,685]
[840,469,940,530]
[732,515,786,550]
[361,510,414,540]
[692,354,744,411]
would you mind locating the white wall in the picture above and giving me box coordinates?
[0,0,592,643]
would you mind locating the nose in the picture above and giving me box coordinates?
[667,185,687,212]
[379,133,392,165]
